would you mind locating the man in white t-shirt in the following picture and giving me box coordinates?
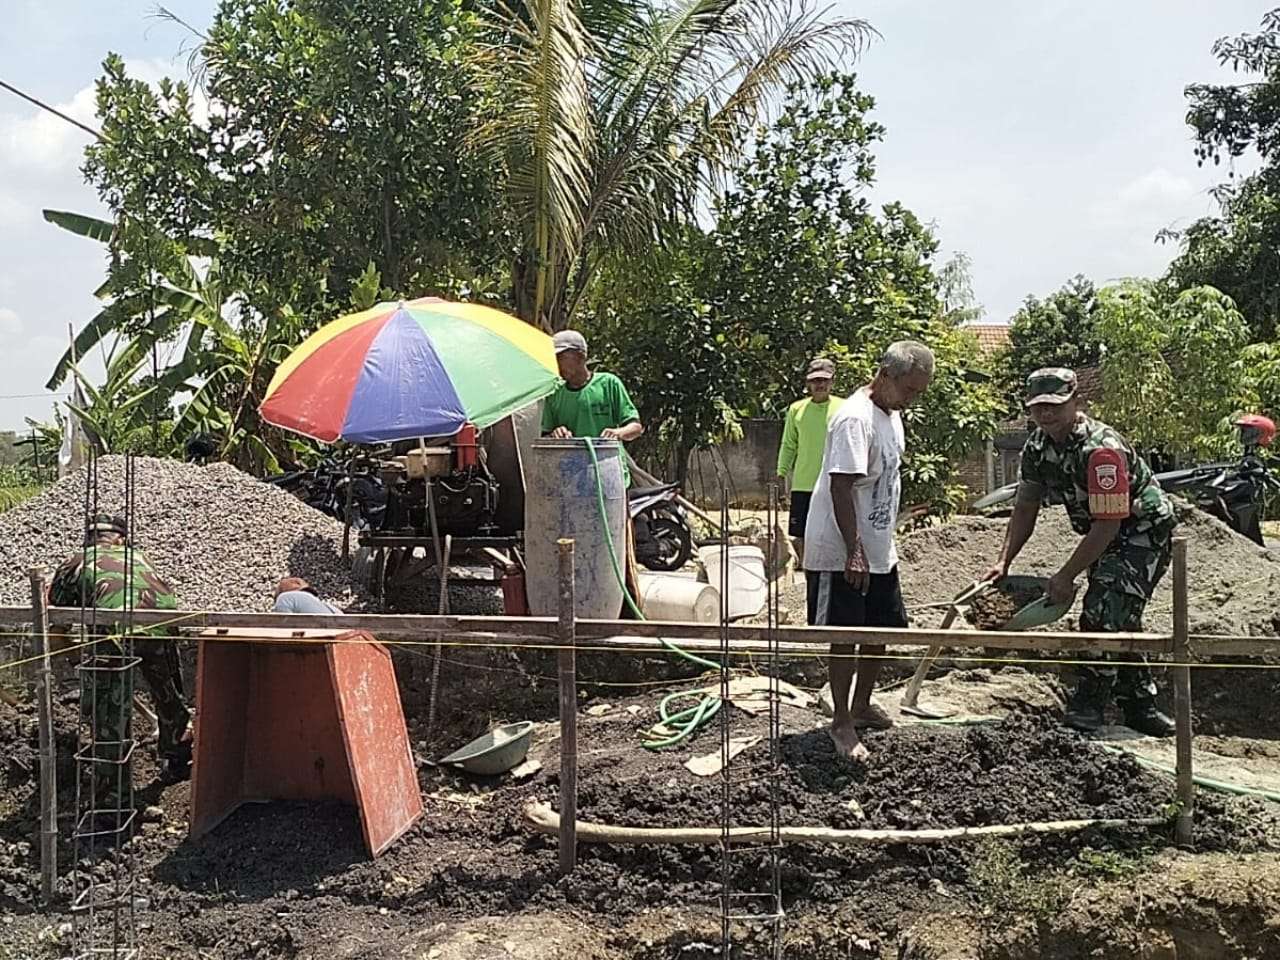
[803,341,935,761]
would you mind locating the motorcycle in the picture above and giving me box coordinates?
[972,415,1279,546]
[630,481,694,571]
[266,457,388,531]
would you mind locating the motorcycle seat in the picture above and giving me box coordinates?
[628,482,681,499]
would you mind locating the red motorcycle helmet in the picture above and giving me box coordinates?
[1236,414,1277,448]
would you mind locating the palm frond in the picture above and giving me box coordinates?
[47,286,207,389]
[578,0,872,278]
[469,0,596,325]
[42,209,116,243]
[683,2,873,176]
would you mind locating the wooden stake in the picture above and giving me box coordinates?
[29,566,56,904]
[1171,537,1194,847]
[556,538,577,875]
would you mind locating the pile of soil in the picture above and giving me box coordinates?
[965,579,1046,630]
[0,456,362,612]
[5,677,1277,960]
[570,709,1268,847]
[897,505,1280,638]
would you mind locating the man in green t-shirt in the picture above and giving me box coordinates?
[541,330,645,482]
[777,357,843,568]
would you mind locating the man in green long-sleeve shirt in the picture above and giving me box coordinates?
[777,358,843,567]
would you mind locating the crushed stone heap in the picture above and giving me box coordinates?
[898,504,1279,638]
[0,456,359,612]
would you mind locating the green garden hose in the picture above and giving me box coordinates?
[1100,744,1280,803]
[583,439,723,749]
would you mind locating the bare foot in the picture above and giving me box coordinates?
[850,703,893,730]
[829,720,867,761]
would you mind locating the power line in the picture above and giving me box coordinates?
[0,77,104,142]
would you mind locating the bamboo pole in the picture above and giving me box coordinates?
[556,539,577,875]
[28,566,56,904]
[523,800,1165,847]
[1172,537,1195,847]
[25,607,1173,654]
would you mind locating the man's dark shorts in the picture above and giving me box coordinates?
[788,491,813,538]
[806,566,909,630]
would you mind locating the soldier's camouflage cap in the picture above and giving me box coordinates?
[1025,367,1077,406]
[86,513,128,536]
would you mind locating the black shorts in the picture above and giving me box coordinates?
[788,491,813,538]
[806,566,909,632]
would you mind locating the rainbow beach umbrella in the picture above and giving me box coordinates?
[260,297,558,443]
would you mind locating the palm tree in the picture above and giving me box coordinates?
[470,0,873,330]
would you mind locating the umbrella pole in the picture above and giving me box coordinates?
[424,443,444,582]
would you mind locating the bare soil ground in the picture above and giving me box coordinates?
[4,501,1280,958]
[1,656,1278,960]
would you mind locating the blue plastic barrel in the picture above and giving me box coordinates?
[524,438,627,618]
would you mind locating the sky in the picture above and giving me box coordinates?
[0,1,1270,431]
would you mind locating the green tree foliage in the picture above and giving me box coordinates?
[589,234,745,481]
[586,75,1000,510]
[1094,280,1248,459]
[1166,9,1280,340]
[41,209,308,472]
[994,275,1102,408]
[85,1,503,322]
[938,252,984,326]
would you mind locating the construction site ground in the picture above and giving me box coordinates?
[2,497,1280,958]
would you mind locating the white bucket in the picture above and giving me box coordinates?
[699,545,767,620]
[638,574,721,623]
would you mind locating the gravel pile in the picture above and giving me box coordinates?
[897,503,1280,637]
[0,456,360,612]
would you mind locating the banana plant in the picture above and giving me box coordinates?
[65,351,160,455]
[44,208,304,473]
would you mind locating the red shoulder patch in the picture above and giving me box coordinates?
[1087,448,1130,519]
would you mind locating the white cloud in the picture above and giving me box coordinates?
[0,84,99,173]
[1118,167,1196,206]
[0,56,196,428]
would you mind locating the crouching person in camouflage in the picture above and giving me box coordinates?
[985,369,1176,737]
[49,514,192,797]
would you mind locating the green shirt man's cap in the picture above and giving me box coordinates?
[806,358,836,380]
[553,330,588,356]
[1025,367,1077,406]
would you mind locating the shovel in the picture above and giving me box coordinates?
[1000,575,1077,631]
[899,579,994,719]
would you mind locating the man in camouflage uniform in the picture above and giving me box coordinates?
[49,514,191,787]
[985,369,1176,736]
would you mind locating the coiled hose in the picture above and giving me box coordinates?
[583,439,723,749]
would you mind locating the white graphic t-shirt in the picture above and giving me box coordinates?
[802,387,904,574]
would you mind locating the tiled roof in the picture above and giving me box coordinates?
[965,323,1011,356]
[1075,364,1103,403]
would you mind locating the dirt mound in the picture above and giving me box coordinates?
[578,712,1174,833]
[0,456,360,612]
[1,671,1276,959]
[898,505,1280,637]
[966,579,1046,630]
